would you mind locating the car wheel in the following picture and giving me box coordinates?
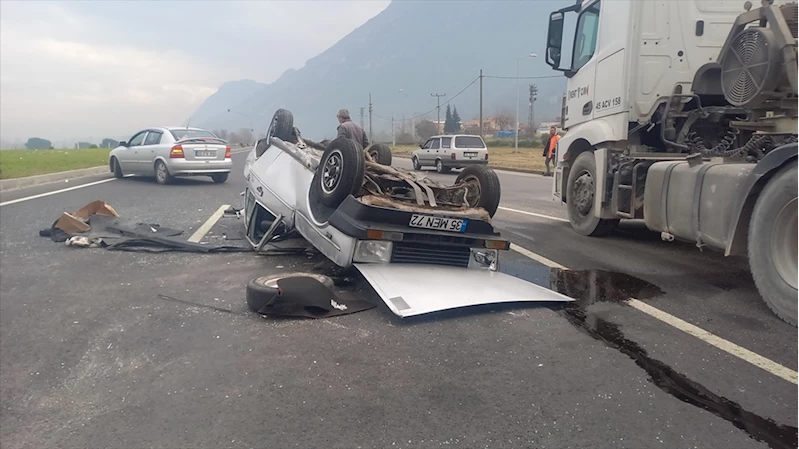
[748,161,797,326]
[211,173,228,184]
[111,157,123,179]
[456,165,501,217]
[366,143,392,166]
[155,160,173,185]
[247,273,335,314]
[435,159,451,173]
[268,109,294,141]
[312,137,365,208]
[566,151,619,236]
[412,156,422,170]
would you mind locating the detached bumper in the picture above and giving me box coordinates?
[166,158,233,175]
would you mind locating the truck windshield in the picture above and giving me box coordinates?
[572,1,601,71]
[454,136,485,148]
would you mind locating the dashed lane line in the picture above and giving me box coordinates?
[188,204,230,243]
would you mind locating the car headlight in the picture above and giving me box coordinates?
[469,248,498,271]
[353,240,393,263]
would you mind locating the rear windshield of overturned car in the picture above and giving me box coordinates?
[454,136,486,148]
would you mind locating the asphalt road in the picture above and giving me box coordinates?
[0,152,795,449]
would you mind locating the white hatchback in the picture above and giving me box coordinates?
[411,134,489,173]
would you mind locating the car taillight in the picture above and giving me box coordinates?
[451,153,456,160]
[225,145,231,158]
[485,153,489,160]
[170,145,184,158]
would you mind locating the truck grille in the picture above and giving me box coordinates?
[390,242,471,268]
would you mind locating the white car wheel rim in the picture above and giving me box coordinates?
[322,149,343,194]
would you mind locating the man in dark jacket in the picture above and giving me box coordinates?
[542,126,561,176]
[336,108,369,149]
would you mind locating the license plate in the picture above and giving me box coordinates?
[196,150,215,157]
[409,214,467,232]
[464,151,477,157]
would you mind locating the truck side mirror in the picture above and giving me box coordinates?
[546,12,564,68]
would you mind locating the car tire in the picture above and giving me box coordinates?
[111,157,123,179]
[456,165,501,217]
[260,109,294,156]
[211,173,228,184]
[412,156,422,170]
[155,160,173,185]
[748,161,797,326]
[313,137,365,208]
[366,144,392,166]
[566,151,619,236]
[435,159,451,174]
[247,273,335,314]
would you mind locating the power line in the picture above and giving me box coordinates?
[375,76,480,123]
[483,75,563,80]
[370,73,553,126]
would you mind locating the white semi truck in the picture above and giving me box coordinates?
[545,0,797,325]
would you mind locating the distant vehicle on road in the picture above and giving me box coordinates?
[109,127,232,184]
[412,134,489,173]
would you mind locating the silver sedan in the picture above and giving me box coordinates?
[109,127,233,184]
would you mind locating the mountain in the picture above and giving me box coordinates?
[191,0,569,140]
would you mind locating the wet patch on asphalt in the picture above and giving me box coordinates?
[502,255,798,449]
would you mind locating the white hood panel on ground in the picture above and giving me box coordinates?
[355,263,575,317]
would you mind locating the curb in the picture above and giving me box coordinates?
[0,166,110,192]
[0,149,253,193]
[393,157,548,176]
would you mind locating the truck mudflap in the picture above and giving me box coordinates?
[355,263,575,317]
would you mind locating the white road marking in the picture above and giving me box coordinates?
[510,243,568,269]
[498,206,569,223]
[509,243,798,384]
[0,175,133,207]
[627,299,798,385]
[188,204,230,243]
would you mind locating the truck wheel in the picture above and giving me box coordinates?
[247,273,334,314]
[456,165,501,217]
[265,109,294,146]
[367,144,392,166]
[748,161,797,326]
[566,152,619,236]
[313,137,365,208]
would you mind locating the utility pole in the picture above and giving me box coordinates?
[528,84,538,135]
[368,93,373,143]
[431,93,446,133]
[359,107,365,128]
[479,69,483,137]
[391,116,395,146]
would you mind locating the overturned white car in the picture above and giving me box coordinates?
[243,109,574,317]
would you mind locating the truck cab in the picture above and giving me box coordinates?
[543,0,798,326]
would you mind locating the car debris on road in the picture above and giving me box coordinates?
[39,200,249,253]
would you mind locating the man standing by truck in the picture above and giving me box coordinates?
[542,126,560,176]
[336,108,369,149]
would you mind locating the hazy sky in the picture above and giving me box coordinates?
[0,0,389,146]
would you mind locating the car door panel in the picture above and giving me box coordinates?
[121,131,147,173]
[430,138,441,161]
[141,130,163,173]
